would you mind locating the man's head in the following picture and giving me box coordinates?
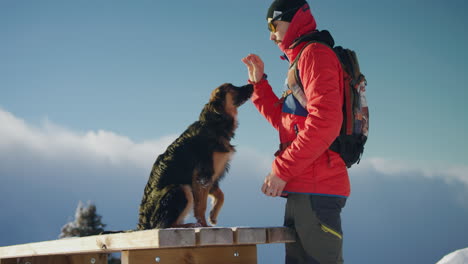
[266,0,306,44]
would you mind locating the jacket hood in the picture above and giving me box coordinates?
[278,3,317,59]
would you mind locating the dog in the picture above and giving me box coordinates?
[137,83,253,229]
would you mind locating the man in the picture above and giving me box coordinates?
[242,0,349,263]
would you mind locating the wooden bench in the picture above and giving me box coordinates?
[0,227,295,264]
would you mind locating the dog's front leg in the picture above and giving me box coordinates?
[192,181,210,227]
[209,185,224,225]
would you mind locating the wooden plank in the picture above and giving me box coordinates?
[0,255,107,264]
[0,259,17,264]
[17,256,47,264]
[195,228,233,246]
[232,227,267,244]
[11,254,107,264]
[0,227,295,260]
[0,229,196,258]
[266,227,296,243]
[67,253,107,264]
[122,245,256,264]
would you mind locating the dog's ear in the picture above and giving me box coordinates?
[209,87,224,114]
[199,85,228,121]
[209,84,232,115]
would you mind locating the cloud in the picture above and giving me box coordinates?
[353,157,468,188]
[0,107,176,170]
[2,106,466,188]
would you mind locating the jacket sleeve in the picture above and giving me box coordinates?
[250,78,282,131]
[272,44,343,181]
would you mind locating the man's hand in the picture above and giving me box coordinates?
[241,54,265,83]
[261,172,286,197]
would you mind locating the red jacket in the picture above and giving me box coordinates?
[251,4,350,198]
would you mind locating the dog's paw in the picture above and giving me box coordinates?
[209,212,218,225]
[190,223,204,228]
[174,223,204,228]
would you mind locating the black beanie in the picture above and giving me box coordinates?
[266,0,307,22]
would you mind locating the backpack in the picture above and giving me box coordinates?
[287,31,368,168]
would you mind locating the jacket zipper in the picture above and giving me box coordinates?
[294,124,299,135]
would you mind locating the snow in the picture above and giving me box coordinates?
[437,248,468,264]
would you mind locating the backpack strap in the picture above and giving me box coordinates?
[290,40,331,69]
[286,40,333,110]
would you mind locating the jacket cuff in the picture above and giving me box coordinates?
[272,159,289,183]
[248,74,268,85]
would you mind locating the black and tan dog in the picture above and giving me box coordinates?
[137,83,253,229]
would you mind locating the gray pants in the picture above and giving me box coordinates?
[284,193,346,264]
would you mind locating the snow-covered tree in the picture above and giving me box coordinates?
[59,201,106,238]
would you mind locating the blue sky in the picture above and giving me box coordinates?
[1,0,467,263]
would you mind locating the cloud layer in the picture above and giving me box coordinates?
[0,108,175,170]
[358,157,468,187]
[2,107,466,188]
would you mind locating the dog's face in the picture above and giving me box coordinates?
[209,83,253,118]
